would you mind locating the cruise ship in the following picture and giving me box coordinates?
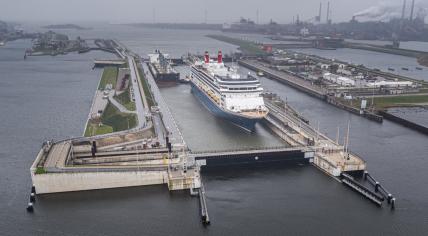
[190,51,268,132]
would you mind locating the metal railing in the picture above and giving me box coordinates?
[190,145,299,155]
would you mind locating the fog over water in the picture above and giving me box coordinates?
[1,24,428,235]
[2,0,424,24]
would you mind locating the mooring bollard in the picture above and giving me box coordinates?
[387,194,393,204]
[391,198,395,210]
[375,182,380,192]
[26,202,34,213]
[29,192,36,203]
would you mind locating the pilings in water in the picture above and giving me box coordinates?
[341,172,395,210]
[341,173,384,206]
[197,183,210,225]
[26,185,36,213]
[363,171,396,210]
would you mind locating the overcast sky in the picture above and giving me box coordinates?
[0,0,423,24]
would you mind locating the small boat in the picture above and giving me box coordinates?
[257,71,264,77]
[388,67,395,71]
[416,67,423,71]
[0,41,5,46]
[402,67,409,71]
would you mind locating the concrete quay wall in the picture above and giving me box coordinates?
[32,170,168,194]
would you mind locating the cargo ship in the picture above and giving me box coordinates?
[190,51,268,132]
[148,50,180,83]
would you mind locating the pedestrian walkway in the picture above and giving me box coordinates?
[108,92,136,114]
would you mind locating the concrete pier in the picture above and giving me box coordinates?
[260,93,396,207]
[341,174,384,206]
[198,182,210,224]
[30,43,197,194]
[262,93,366,177]
[30,138,200,194]
[93,59,126,68]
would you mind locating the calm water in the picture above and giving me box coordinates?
[346,39,428,52]
[388,107,428,128]
[1,25,428,235]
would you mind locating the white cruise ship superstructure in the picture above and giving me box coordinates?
[190,51,268,132]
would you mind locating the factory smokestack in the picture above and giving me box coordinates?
[217,51,223,64]
[401,0,407,20]
[318,2,322,22]
[410,0,415,20]
[326,1,330,24]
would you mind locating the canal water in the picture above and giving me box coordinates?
[345,39,428,52]
[388,107,428,128]
[1,25,428,235]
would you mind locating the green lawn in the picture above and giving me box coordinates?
[35,167,47,174]
[137,66,156,107]
[338,95,428,110]
[115,88,136,111]
[206,34,267,56]
[373,95,428,108]
[338,94,428,110]
[84,123,114,137]
[101,102,137,131]
[98,67,118,90]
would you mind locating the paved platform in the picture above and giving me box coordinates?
[263,95,366,176]
[141,62,185,146]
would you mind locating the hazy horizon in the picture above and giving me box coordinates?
[1,0,427,25]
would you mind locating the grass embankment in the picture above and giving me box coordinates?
[98,67,118,90]
[84,101,137,137]
[341,95,428,110]
[84,123,114,137]
[137,66,156,107]
[84,65,139,137]
[372,95,428,109]
[115,87,136,111]
[101,102,137,131]
[35,167,47,174]
[206,34,267,56]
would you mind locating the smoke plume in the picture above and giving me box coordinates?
[353,2,398,19]
[353,0,427,22]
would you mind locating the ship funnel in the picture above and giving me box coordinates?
[217,50,223,63]
[204,51,210,63]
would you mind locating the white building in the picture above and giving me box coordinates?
[337,68,353,76]
[366,81,413,88]
[323,73,355,86]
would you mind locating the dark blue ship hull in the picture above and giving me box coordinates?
[191,82,261,132]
